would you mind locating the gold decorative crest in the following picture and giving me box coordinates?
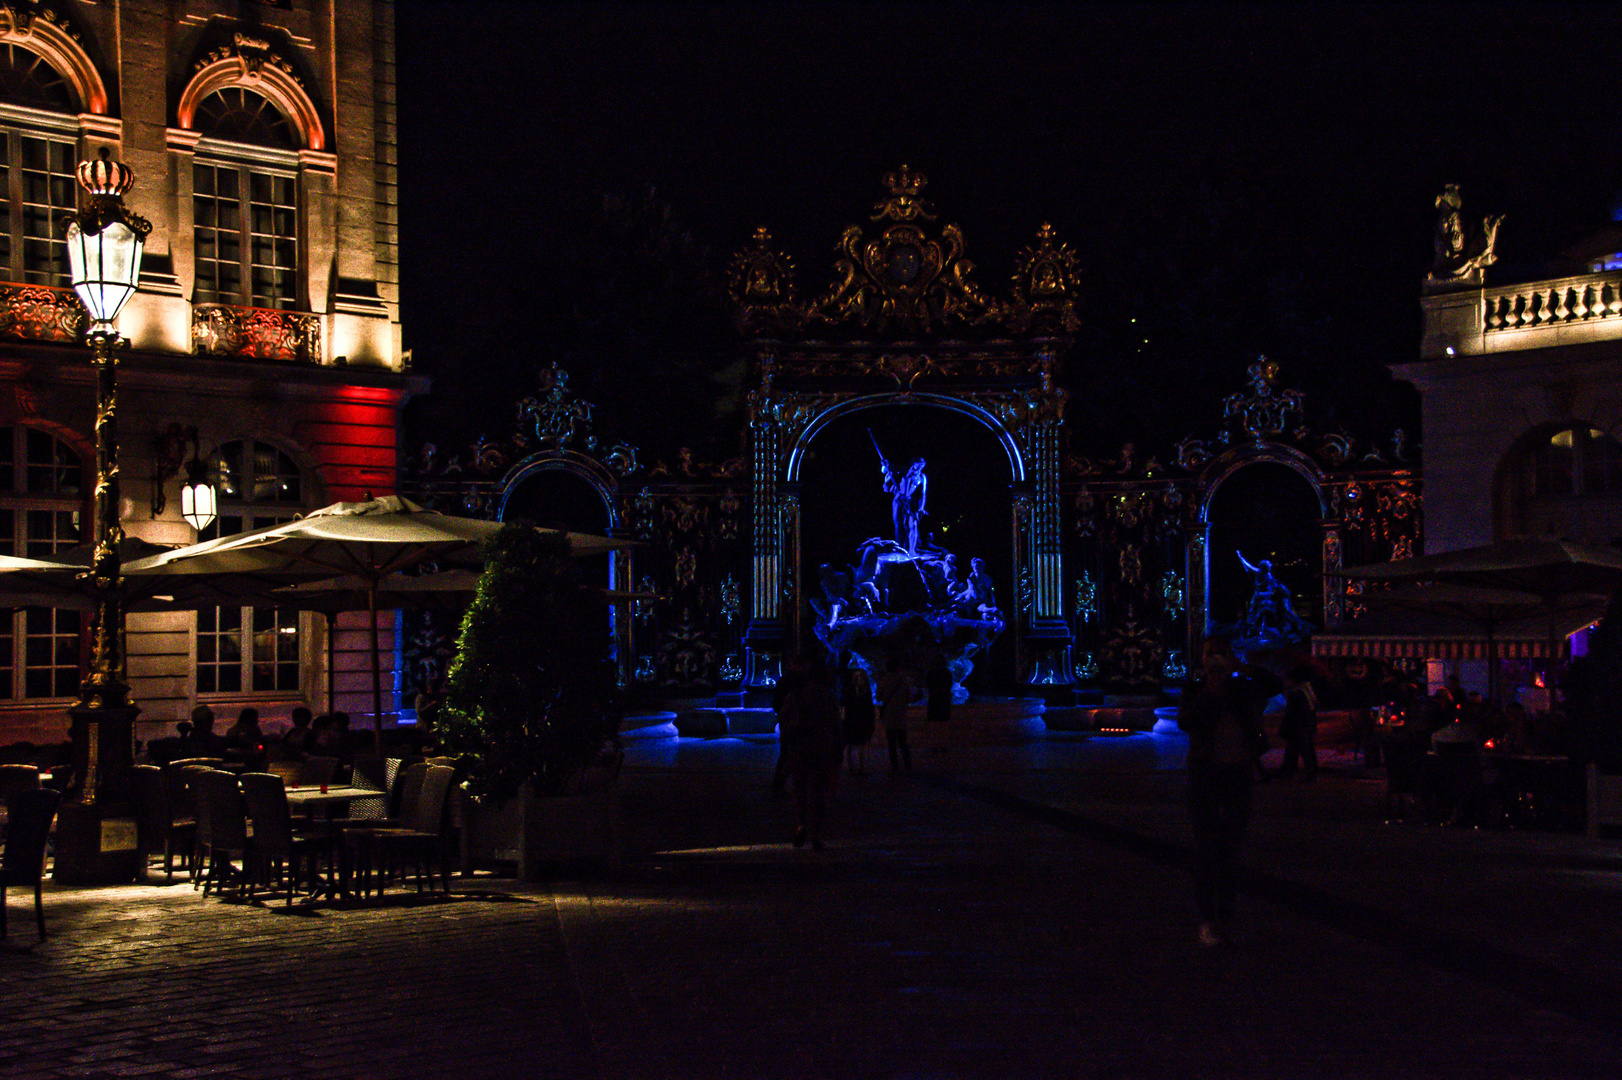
[732,168,1079,341]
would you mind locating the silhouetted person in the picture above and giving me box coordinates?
[841,663,876,775]
[1179,636,1270,946]
[777,655,844,850]
[1276,668,1319,780]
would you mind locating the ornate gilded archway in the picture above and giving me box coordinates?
[730,168,1077,692]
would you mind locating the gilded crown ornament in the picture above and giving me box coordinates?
[875,165,934,222]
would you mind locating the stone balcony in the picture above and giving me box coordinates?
[1421,269,1622,359]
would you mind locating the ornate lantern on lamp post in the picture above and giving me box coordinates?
[54,147,151,884]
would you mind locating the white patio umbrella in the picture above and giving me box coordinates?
[137,496,633,743]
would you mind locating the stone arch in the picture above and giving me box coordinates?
[496,450,622,530]
[1198,443,1330,523]
[178,54,324,151]
[1493,419,1622,542]
[784,393,1028,484]
[203,432,324,511]
[0,7,109,114]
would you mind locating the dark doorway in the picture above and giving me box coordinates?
[501,468,615,585]
[1206,463,1323,633]
[796,402,1015,692]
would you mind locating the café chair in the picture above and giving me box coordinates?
[371,764,457,895]
[129,765,195,884]
[2,787,61,938]
[240,773,338,906]
[346,764,454,897]
[194,770,250,899]
[0,762,40,799]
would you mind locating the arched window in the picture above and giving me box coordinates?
[195,440,305,695]
[1500,425,1622,542]
[192,88,300,310]
[0,425,82,699]
[0,44,80,287]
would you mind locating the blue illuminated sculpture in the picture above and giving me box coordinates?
[810,447,1004,703]
[1228,550,1311,654]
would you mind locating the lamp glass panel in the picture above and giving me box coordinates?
[181,481,217,531]
[66,221,143,324]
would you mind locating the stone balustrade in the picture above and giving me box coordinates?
[1482,270,1622,333]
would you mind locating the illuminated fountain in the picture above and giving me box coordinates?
[809,450,1004,703]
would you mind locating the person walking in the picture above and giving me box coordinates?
[777,655,845,850]
[841,662,876,775]
[878,659,913,776]
[1179,635,1271,946]
[1276,667,1319,780]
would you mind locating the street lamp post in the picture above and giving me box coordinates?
[53,147,151,885]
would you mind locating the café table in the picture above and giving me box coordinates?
[284,785,387,813]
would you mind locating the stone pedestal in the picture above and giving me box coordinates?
[53,703,142,885]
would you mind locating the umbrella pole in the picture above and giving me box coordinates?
[325,611,336,715]
[370,582,383,751]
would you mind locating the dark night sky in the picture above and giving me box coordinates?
[395,1,1622,462]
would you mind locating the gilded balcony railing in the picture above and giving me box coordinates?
[0,281,87,343]
[192,302,321,363]
[1482,270,1622,333]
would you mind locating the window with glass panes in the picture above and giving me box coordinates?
[0,45,80,286]
[196,440,305,694]
[191,87,301,311]
[193,162,298,310]
[0,426,83,699]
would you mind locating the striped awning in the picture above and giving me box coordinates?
[1311,635,1567,661]
[1311,602,1604,661]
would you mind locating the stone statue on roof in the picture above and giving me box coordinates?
[1427,184,1503,291]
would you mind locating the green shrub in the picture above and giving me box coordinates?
[439,523,620,802]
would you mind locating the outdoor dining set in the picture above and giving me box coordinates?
[127,755,461,909]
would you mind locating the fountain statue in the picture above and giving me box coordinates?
[1227,550,1311,654]
[809,444,1004,703]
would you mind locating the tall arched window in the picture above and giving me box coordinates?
[1499,425,1622,542]
[0,43,81,287]
[195,439,305,695]
[192,88,300,310]
[0,425,82,699]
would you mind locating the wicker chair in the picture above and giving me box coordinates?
[240,772,338,906]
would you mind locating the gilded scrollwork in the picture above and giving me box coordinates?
[1006,223,1082,334]
[0,283,86,343]
[1222,356,1304,442]
[733,168,1075,341]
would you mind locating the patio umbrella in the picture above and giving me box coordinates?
[1335,539,1622,597]
[1335,539,1622,696]
[270,570,481,714]
[268,574,658,713]
[1314,583,1608,701]
[0,538,313,611]
[137,496,633,743]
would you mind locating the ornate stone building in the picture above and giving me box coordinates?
[0,1,421,744]
[1405,187,1622,553]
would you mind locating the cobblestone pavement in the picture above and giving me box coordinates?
[5,731,1622,1079]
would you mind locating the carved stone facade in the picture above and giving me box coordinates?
[1408,187,1622,555]
[0,2,421,744]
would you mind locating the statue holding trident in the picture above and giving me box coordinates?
[871,431,927,554]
